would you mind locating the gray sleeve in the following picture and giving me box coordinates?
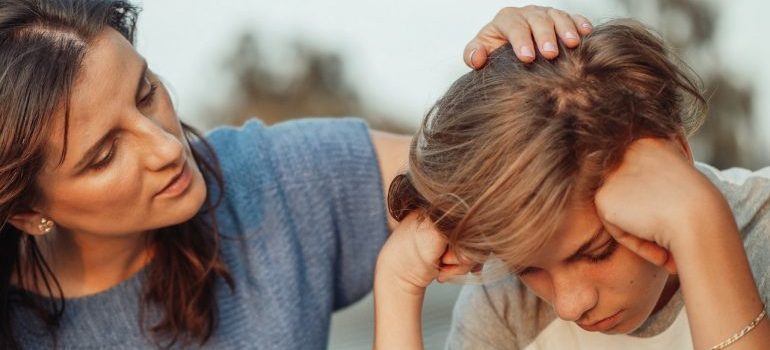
[698,164,770,310]
[445,284,519,350]
[744,183,770,318]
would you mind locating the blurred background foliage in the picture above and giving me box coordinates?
[618,0,760,168]
[203,0,765,169]
[201,33,411,133]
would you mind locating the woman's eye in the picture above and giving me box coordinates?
[90,140,117,170]
[585,238,619,263]
[138,79,158,108]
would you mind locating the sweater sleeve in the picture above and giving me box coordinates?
[265,118,389,309]
[206,117,390,311]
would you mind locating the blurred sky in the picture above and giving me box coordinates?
[134,0,769,151]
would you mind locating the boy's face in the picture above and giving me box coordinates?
[515,201,676,334]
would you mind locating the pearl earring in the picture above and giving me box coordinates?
[38,217,54,234]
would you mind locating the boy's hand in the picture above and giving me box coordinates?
[594,138,732,273]
[375,212,478,296]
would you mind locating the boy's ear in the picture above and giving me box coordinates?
[7,211,53,236]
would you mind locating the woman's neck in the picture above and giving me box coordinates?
[31,229,153,298]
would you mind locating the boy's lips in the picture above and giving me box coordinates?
[577,309,624,332]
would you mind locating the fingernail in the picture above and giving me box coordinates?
[519,46,535,58]
[543,41,557,53]
[581,22,592,30]
[468,49,478,68]
[565,31,578,40]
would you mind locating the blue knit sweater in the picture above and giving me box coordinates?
[13,118,389,349]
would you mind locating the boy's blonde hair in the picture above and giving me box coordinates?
[389,19,707,272]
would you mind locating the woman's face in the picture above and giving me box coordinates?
[33,28,207,237]
[515,201,673,334]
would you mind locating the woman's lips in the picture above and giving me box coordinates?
[155,162,192,198]
[578,310,624,332]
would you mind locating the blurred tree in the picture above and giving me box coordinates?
[211,4,766,167]
[207,32,411,134]
[618,0,763,168]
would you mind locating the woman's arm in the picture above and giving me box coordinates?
[369,130,410,231]
[595,138,770,350]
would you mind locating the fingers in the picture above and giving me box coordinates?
[525,12,559,60]
[437,249,484,282]
[604,221,675,273]
[440,249,460,265]
[464,6,594,69]
[663,254,677,275]
[464,17,536,69]
[619,232,669,268]
[572,14,593,36]
[463,40,490,69]
[547,8,581,48]
[492,10,537,63]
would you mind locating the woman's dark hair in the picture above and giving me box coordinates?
[0,1,233,348]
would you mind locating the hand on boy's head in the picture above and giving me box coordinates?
[464,5,592,68]
[594,138,729,268]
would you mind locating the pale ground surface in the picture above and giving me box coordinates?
[329,283,463,350]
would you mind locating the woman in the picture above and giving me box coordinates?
[0,0,592,348]
[375,20,770,349]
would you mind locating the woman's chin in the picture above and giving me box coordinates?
[155,164,209,227]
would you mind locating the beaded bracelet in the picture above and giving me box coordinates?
[710,305,767,350]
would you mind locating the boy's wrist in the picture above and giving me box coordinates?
[668,185,735,255]
[374,255,430,298]
[373,256,427,350]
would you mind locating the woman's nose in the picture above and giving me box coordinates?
[135,116,184,171]
[551,271,598,321]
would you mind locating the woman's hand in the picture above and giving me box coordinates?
[464,5,593,68]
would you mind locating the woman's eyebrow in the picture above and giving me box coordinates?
[565,226,604,262]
